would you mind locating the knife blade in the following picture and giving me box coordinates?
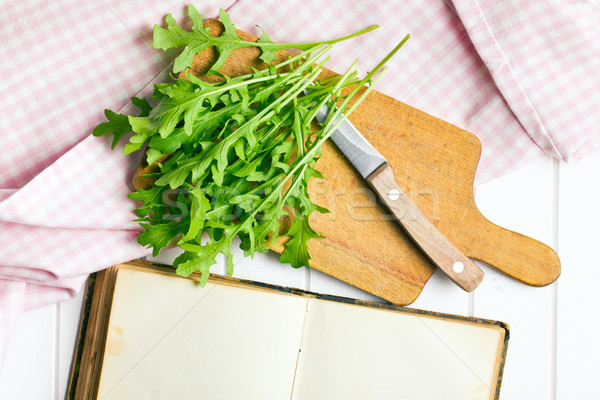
[316,106,484,292]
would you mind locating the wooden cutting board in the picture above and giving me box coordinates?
[137,20,560,305]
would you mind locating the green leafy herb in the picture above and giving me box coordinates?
[94,5,408,285]
[153,4,379,74]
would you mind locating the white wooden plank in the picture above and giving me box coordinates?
[473,155,555,400]
[229,238,309,290]
[229,254,309,290]
[409,268,470,315]
[146,247,184,267]
[57,286,87,400]
[0,305,57,400]
[308,268,384,303]
[556,151,600,399]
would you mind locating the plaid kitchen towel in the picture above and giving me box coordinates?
[0,0,598,372]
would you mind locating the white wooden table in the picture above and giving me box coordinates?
[1,151,598,400]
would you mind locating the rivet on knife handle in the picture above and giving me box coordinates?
[367,163,484,292]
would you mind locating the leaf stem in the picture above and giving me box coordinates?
[252,25,380,49]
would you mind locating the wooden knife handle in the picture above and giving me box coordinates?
[367,163,484,292]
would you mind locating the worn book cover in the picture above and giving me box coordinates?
[69,260,509,399]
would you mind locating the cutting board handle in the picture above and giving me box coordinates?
[466,211,560,286]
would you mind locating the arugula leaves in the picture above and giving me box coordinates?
[154,5,379,74]
[93,97,151,150]
[94,6,407,285]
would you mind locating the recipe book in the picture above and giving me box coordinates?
[69,260,509,400]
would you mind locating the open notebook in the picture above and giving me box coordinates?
[70,261,508,399]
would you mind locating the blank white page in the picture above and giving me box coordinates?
[291,298,505,400]
[96,268,308,400]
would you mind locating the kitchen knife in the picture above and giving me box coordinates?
[315,106,484,292]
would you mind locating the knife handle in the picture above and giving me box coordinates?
[367,163,484,292]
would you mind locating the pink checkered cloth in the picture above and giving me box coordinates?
[1,0,598,372]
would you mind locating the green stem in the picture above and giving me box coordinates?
[257,25,380,49]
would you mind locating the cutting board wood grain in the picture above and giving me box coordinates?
[137,19,560,305]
